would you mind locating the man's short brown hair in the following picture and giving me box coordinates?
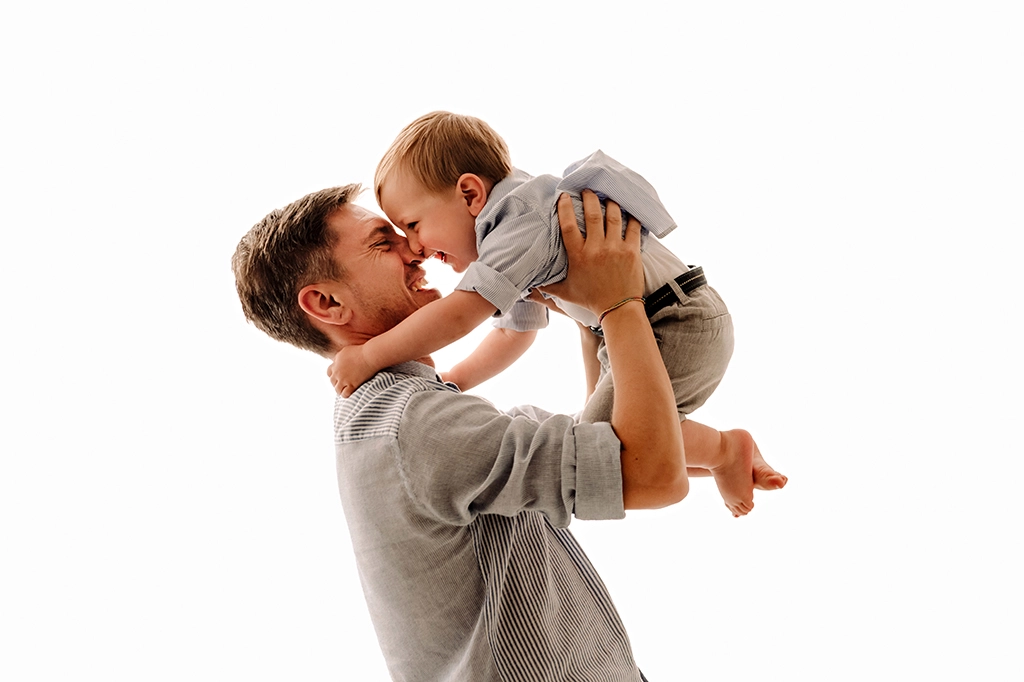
[374,111,512,203]
[232,184,360,356]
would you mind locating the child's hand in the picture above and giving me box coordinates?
[327,345,375,398]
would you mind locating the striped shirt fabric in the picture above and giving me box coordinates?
[334,361,645,681]
[457,150,684,331]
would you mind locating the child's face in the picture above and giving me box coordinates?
[379,168,480,273]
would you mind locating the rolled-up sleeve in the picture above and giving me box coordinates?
[457,194,566,314]
[455,261,524,317]
[492,299,549,332]
[396,391,624,527]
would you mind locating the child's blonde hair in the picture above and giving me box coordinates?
[374,111,512,203]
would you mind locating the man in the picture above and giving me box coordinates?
[233,185,688,681]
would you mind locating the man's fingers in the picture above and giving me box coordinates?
[604,200,623,242]
[556,193,583,251]
[624,215,642,250]
[581,190,604,240]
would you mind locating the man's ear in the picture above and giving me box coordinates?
[297,283,353,327]
[457,173,489,218]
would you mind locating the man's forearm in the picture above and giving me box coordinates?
[539,191,685,509]
[601,302,687,509]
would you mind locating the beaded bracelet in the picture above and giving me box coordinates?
[598,296,645,325]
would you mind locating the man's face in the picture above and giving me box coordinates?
[378,167,479,273]
[328,204,441,336]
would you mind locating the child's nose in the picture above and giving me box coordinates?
[405,230,424,255]
[399,234,426,264]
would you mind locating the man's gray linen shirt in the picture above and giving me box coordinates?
[333,362,644,681]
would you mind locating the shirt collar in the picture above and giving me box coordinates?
[385,361,440,381]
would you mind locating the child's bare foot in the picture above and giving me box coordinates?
[679,421,754,515]
[714,429,788,516]
[709,429,756,517]
[680,422,788,517]
[751,438,788,491]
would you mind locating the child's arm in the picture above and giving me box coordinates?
[524,288,602,401]
[528,289,602,403]
[329,290,497,397]
[441,328,538,391]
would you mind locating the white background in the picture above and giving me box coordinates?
[2,2,1021,680]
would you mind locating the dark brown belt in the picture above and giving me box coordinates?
[590,265,706,336]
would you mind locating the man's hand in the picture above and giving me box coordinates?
[539,191,643,317]
[328,345,375,398]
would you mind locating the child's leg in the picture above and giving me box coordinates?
[582,365,788,515]
[650,284,786,514]
[680,419,787,517]
[581,285,787,515]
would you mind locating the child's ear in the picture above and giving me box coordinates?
[457,173,489,218]
[298,284,354,327]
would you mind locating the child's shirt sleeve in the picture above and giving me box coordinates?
[456,174,566,319]
[492,298,549,332]
[557,149,678,238]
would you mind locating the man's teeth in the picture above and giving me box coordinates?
[410,277,428,291]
